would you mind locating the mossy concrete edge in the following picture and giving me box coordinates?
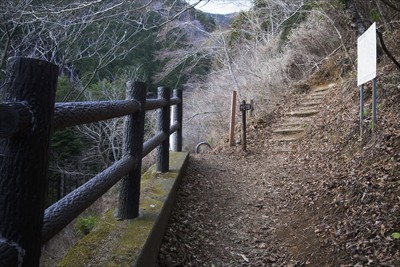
[57,151,189,267]
[134,151,189,267]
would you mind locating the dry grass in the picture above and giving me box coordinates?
[183,7,350,150]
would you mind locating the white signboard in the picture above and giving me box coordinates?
[357,23,377,86]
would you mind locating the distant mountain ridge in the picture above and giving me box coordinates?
[207,13,236,28]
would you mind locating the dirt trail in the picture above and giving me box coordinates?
[157,84,346,266]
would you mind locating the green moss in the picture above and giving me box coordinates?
[75,215,99,236]
[169,152,189,170]
[57,152,189,267]
[58,211,117,267]
[106,217,158,266]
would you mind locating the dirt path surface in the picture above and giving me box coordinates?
[158,152,296,266]
[156,82,400,266]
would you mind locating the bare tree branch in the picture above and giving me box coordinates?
[0,0,207,96]
[379,0,400,13]
[376,29,400,71]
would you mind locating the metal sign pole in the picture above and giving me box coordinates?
[360,84,364,137]
[372,78,377,129]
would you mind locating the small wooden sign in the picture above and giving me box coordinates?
[240,103,252,111]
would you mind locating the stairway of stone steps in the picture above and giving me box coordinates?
[270,83,335,152]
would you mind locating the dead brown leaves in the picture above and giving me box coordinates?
[157,61,400,266]
[288,67,400,266]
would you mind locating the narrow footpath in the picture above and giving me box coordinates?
[156,84,346,266]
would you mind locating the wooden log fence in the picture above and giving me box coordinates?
[0,58,183,266]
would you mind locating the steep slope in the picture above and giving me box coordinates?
[284,63,400,266]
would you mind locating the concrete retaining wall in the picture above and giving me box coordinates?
[58,152,189,267]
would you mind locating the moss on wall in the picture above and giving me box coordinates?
[57,152,189,267]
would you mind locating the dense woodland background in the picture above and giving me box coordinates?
[1,0,400,252]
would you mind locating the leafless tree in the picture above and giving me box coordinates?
[344,0,400,70]
[77,66,147,168]
[0,0,206,98]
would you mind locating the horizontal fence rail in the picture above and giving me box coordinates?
[42,155,136,243]
[54,100,140,130]
[145,98,168,110]
[0,57,183,266]
[0,102,34,138]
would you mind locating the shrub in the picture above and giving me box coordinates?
[75,215,98,236]
[182,3,352,149]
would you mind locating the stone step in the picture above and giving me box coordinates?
[284,116,312,122]
[314,88,328,93]
[313,83,335,92]
[280,118,312,127]
[271,129,305,140]
[268,83,333,145]
[285,109,319,117]
[299,101,320,107]
[275,121,305,128]
[306,93,325,99]
[309,92,326,97]
[304,96,324,102]
[273,127,304,135]
[270,135,303,142]
[312,89,328,94]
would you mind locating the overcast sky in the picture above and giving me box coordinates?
[188,0,253,14]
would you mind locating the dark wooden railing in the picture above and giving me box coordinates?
[0,58,183,266]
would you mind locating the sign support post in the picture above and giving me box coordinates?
[372,77,377,128]
[240,101,252,151]
[241,100,247,151]
[357,22,377,137]
[360,84,364,137]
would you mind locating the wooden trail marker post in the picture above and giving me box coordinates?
[240,100,252,151]
[357,22,377,137]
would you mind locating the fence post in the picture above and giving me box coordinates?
[117,81,147,219]
[172,89,183,152]
[170,95,176,151]
[0,58,58,266]
[157,87,170,172]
